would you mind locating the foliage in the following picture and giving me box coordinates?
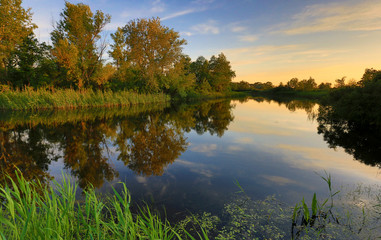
[0,0,36,79]
[110,18,186,93]
[6,33,55,89]
[51,2,111,89]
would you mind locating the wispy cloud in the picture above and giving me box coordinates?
[151,0,165,13]
[120,0,166,19]
[238,34,258,42]
[231,26,247,33]
[161,9,196,21]
[282,0,381,35]
[191,20,219,34]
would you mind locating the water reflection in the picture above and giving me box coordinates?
[317,105,381,168]
[256,96,381,169]
[0,100,235,188]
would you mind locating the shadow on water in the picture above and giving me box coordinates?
[0,99,235,189]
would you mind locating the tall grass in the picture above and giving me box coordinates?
[0,172,204,240]
[0,88,170,110]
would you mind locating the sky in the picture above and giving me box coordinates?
[22,0,381,84]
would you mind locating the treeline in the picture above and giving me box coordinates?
[0,1,235,98]
[231,76,360,92]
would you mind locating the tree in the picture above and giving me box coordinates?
[160,55,195,97]
[297,77,317,91]
[51,2,111,89]
[0,0,36,80]
[208,53,236,92]
[190,56,211,92]
[286,78,299,89]
[359,68,381,86]
[110,17,186,93]
[318,82,332,90]
[334,76,346,88]
[7,33,54,88]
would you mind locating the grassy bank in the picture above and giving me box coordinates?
[0,173,205,240]
[0,89,170,110]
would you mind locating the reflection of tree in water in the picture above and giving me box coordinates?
[58,120,119,189]
[0,99,236,188]
[252,97,318,120]
[172,100,235,137]
[0,125,56,186]
[317,105,381,167]
[116,114,187,176]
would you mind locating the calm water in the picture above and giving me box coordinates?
[1,98,380,221]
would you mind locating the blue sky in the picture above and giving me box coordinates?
[23,0,381,84]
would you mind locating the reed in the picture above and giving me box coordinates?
[0,172,199,240]
[0,88,170,110]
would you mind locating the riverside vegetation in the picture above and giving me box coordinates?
[0,1,237,110]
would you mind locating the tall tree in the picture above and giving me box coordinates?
[51,2,110,89]
[110,17,186,93]
[0,0,36,80]
[208,53,236,92]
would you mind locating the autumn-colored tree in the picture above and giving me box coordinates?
[0,0,36,80]
[208,53,236,92]
[110,17,186,93]
[51,2,111,89]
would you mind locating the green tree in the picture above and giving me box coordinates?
[110,17,186,93]
[0,0,36,81]
[297,77,317,91]
[286,78,299,89]
[334,76,346,88]
[51,2,111,89]
[7,33,55,88]
[160,55,195,97]
[190,56,211,92]
[359,68,381,86]
[318,82,332,90]
[208,53,236,92]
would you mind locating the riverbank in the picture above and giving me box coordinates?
[251,89,329,100]
[0,89,249,111]
[0,89,170,110]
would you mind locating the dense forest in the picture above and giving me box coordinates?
[0,1,235,99]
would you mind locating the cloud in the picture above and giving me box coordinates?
[238,34,258,42]
[151,0,165,13]
[120,0,166,19]
[161,9,196,21]
[191,20,219,34]
[231,26,247,33]
[180,31,193,37]
[283,0,381,35]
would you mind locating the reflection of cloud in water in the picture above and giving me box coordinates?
[277,144,381,181]
[190,144,217,156]
[261,175,297,186]
[227,145,243,151]
[175,160,214,179]
[234,137,253,144]
[136,176,148,184]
